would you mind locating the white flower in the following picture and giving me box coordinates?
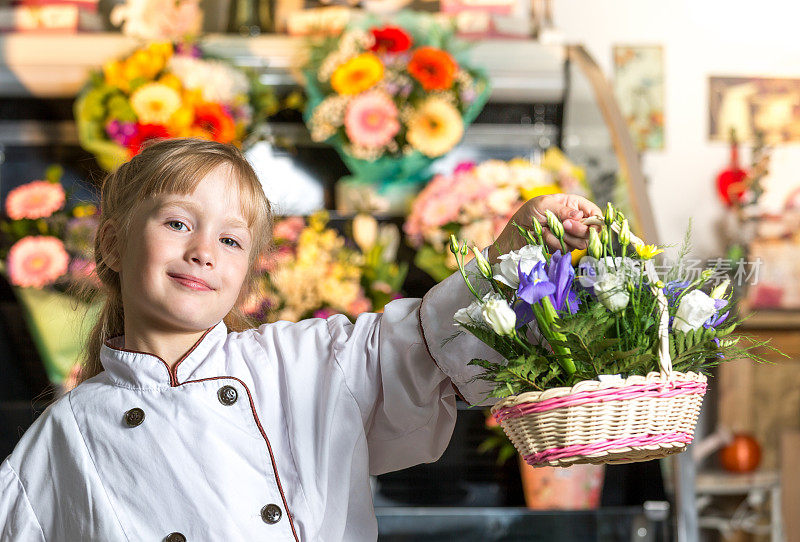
[481,294,516,336]
[674,289,718,332]
[486,187,519,216]
[454,299,483,327]
[168,56,249,105]
[598,256,642,282]
[492,244,546,288]
[110,0,202,41]
[593,271,630,312]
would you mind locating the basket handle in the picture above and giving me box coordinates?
[580,216,672,377]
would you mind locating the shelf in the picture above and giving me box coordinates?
[0,33,566,100]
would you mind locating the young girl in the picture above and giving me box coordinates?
[0,138,600,541]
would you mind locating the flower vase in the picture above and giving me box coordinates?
[14,288,101,385]
[518,458,604,510]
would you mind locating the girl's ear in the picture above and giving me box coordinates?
[97,220,122,272]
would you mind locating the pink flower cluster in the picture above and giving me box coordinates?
[404,161,516,250]
[5,181,65,220]
[7,236,70,288]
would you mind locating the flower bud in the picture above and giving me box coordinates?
[711,278,730,299]
[655,280,665,289]
[545,209,564,239]
[701,269,714,282]
[619,219,631,247]
[588,228,602,259]
[352,213,378,251]
[449,235,459,256]
[615,210,626,224]
[604,202,615,227]
[530,217,543,236]
[627,280,635,296]
[600,226,610,246]
[472,247,492,278]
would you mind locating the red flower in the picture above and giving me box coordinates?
[370,26,413,54]
[192,103,237,144]
[128,124,171,157]
[408,47,457,91]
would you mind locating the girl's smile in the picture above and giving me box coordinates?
[167,273,215,291]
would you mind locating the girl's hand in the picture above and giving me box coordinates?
[488,194,604,263]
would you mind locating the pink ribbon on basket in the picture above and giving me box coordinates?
[523,431,694,465]
[493,379,707,423]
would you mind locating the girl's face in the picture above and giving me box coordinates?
[117,165,253,335]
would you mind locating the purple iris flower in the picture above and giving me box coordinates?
[547,251,580,314]
[704,298,730,328]
[517,260,555,305]
[513,301,534,329]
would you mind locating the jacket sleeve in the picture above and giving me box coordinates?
[326,258,504,475]
[0,459,46,542]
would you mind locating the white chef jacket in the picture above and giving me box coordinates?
[0,262,501,541]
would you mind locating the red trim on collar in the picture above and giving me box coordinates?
[103,325,217,387]
[178,376,301,542]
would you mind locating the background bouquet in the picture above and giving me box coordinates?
[449,203,780,466]
[302,11,490,189]
[241,212,406,323]
[75,41,277,171]
[404,150,589,282]
[0,167,102,384]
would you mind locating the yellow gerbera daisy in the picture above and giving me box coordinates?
[406,97,464,157]
[130,83,182,125]
[330,53,384,95]
[635,244,664,260]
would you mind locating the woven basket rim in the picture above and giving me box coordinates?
[490,371,708,413]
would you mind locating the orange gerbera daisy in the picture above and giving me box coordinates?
[408,47,457,91]
[330,53,384,95]
[192,103,237,143]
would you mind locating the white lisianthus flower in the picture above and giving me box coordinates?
[593,272,630,312]
[673,289,718,332]
[481,294,517,336]
[598,256,642,281]
[454,299,483,327]
[492,244,546,288]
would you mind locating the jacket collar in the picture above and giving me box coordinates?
[100,320,229,388]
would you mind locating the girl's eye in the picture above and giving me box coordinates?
[221,237,241,249]
[167,220,188,231]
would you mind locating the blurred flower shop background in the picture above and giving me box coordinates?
[1,0,800,540]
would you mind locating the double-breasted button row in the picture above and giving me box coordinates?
[124,385,238,428]
[261,503,282,524]
[164,533,186,542]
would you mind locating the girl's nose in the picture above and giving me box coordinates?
[188,238,215,267]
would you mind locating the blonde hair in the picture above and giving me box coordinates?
[75,138,273,386]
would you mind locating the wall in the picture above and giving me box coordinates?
[553,0,800,258]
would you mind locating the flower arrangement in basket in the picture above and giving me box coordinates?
[0,167,102,385]
[241,212,406,323]
[75,41,278,171]
[302,11,490,192]
[404,150,589,282]
[450,202,780,467]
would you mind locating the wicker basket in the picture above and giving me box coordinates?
[490,218,708,468]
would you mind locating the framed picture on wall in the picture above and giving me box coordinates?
[709,76,800,145]
[612,44,665,151]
